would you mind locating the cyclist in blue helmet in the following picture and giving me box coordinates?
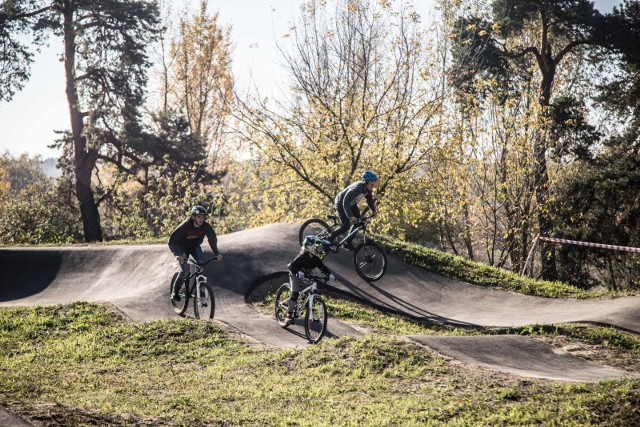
[327,170,379,251]
[168,205,223,300]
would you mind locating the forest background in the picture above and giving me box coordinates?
[1,0,639,291]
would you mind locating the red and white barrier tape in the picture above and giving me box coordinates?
[538,236,640,253]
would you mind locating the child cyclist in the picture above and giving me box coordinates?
[286,235,336,324]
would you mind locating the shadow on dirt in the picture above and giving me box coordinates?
[0,250,62,301]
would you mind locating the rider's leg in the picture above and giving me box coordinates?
[172,250,190,299]
[343,206,360,248]
[192,246,204,264]
[327,205,351,245]
[184,247,204,286]
[287,274,302,319]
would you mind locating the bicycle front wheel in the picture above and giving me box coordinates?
[193,283,215,320]
[274,283,293,328]
[298,218,332,245]
[170,273,189,316]
[304,296,327,343]
[353,242,387,282]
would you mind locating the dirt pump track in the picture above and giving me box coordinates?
[1,222,639,384]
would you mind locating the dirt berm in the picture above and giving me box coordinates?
[2,222,639,382]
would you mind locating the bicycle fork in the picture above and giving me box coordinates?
[307,294,321,321]
[193,275,207,297]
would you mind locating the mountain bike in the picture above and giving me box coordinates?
[274,274,328,344]
[169,257,215,319]
[298,214,387,281]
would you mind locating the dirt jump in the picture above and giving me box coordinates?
[1,222,639,383]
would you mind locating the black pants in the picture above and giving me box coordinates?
[328,205,360,243]
[173,246,203,293]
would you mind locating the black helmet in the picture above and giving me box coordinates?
[191,205,208,216]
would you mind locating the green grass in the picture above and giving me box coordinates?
[1,302,639,426]
[373,234,633,298]
[495,323,640,352]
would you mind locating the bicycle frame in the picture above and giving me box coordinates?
[291,276,323,315]
[299,213,387,281]
[171,256,216,319]
[331,215,373,247]
[274,273,328,342]
[184,258,212,296]
[299,281,318,311]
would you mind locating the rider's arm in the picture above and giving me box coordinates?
[365,191,376,216]
[168,219,189,256]
[288,252,306,274]
[204,223,221,258]
[316,260,331,276]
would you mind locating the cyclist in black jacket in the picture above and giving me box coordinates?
[286,235,335,324]
[168,205,222,300]
[327,170,379,251]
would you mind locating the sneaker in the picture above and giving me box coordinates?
[170,292,181,301]
[285,314,295,326]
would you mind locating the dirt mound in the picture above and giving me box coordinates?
[2,222,639,381]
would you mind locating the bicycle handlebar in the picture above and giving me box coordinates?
[188,257,216,267]
[303,274,329,283]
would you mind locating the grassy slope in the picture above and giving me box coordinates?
[1,301,639,426]
[373,234,632,298]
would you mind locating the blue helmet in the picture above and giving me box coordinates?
[361,170,378,183]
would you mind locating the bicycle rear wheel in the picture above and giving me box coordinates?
[353,242,387,282]
[193,283,215,320]
[274,283,293,328]
[170,273,189,316]
[298,218,332,245]
[304,296,327,343]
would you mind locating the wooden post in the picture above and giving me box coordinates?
[521,233,540,277]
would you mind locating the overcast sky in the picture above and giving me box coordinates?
[0,0,620,159]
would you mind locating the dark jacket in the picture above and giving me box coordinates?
[288,251,330,276]
[168,218,220,256]
[334,181,375,217]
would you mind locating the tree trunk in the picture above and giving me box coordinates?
[535,69,557,280]
[75,157,102,242]
[533,139,557,279]
[63,1,103,242]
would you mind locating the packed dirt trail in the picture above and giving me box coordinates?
[2,222,639,382]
